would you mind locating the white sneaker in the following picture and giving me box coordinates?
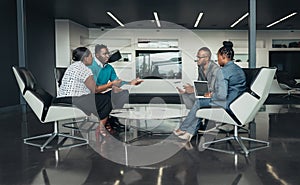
[178,132,193,141]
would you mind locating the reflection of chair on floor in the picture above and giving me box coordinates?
[31,150,92,185]
[13,66,88,152]
[196,68,276,156]
[276,70,300,99]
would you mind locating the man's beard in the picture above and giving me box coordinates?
[198,62,206,67]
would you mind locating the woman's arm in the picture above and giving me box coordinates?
[212,69,227,100]
[84,75,96,93]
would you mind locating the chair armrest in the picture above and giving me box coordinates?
[278,83,293,90]
[52,97,75,107]
[51,102,75,107]
[196,108,236,125]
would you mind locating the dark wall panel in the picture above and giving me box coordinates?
[25,0,56,96]
[0,0,19,107]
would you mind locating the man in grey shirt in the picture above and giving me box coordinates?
[177,47,219,109]
[174,41,246,141]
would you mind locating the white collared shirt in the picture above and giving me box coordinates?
[94,56,107,68]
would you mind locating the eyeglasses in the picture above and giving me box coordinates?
[196,55,208,59]
[194,56,207,62]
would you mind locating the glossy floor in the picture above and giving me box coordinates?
[1,104,300,185]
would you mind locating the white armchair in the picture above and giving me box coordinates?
[196,68,276,156]
[13,66,89,152]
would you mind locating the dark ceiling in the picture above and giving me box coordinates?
[28,0,300,30]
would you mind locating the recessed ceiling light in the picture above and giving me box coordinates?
[107,12,125,27]
[153,12,161,27]
[194,12,204,28]
[230,12,249,28]
[266,12,297,28]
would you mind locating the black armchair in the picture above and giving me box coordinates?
[276,70,300,99]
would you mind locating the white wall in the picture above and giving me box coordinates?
[55,20,89,67]
[55,20,70,67]
[55,19,300,82]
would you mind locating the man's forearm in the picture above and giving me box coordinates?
[95,82,113,93]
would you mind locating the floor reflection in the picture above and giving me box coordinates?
[1,104,300,184]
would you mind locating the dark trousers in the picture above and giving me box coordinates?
[104,90,129,109]
[55,93,112,120]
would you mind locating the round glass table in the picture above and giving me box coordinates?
[110,105,188,143]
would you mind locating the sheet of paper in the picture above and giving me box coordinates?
[121,84,134,90]
[101,88,112,94]
[173,81,186,93]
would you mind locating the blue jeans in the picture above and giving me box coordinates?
[179,98,211,135]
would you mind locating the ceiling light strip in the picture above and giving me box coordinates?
[107,12,125,27]
[194,12,204,28]
[266,12,297,28]
[230,12,249,28]
[153,12,161,27]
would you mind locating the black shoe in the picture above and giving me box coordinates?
[108,116,125,132]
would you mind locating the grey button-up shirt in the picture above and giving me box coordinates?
[198,60,219,93]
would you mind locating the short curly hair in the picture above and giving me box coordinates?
[94,44,107,54]
[199,47,212,59]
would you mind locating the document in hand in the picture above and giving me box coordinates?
[120,84,134,91]
[101,88,112,94]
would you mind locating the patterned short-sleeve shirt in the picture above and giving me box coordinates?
[58,61,93,97]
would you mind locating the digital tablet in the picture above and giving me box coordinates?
[193,80,209,98]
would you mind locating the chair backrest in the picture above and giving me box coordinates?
[54,67,67,95]
[230,68,276,125]
[242,68,261,92]
[108,50,122,63]
[13,66,37,95]
[54,67,67,87]
[251,68,276,99]
[276,70,297,88]
[13,66,53,122]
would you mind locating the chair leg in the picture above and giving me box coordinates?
[201,125,269,156]
[24,133,54,151]
[40,133,57,152]
[23,121,88,152]
[240,136,269,153]
[202,136,235,154]
[235,136,249,157]
[202,136,235,155]
[62,117,98,140]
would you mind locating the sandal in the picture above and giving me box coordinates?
[95,124,108,141]
[173,129,186,136]
[105,123,116,134]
